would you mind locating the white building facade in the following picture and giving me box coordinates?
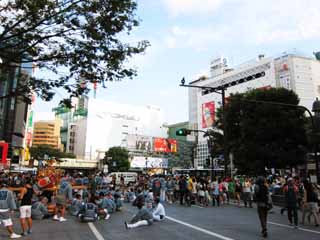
[189,53,320,168]
[73,99,167,160]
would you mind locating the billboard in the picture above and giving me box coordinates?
[130,156,168,169]
[202,101,215,128]
[126,135,153,151]
[153,138,177,153]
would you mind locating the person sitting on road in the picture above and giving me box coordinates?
[152,198,165,221]
[69,194,84,217]
[105,192,117,213]
[0,178,21,239]
[96,192,111,220]
[78,202,98,222]
[31,197,51,220]
[125,201,153,229]
[114,189,123,211]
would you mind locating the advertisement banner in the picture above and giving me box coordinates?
[153,138,177,153]
[126,135,153,151]
[130,156,168,169]
[202,101,215,128]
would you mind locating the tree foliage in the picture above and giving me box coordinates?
[30,145,76,160]
[220,88,308,175]
[0,0,149,104]
[104,146,130,172]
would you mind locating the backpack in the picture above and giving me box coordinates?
[155,179,161,188]
[80,203,98,222]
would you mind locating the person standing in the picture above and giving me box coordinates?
[235,180,242,207]
[179,176,187,205]
[243,178,252,208]
[283,178,299,228]
[0,179,21,238]
[53,177,73,222]
[301,182,320,227]
[254,176,270,238]
[19,178,33,236]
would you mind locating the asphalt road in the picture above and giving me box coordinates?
[1,202,320,240]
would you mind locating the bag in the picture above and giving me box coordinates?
[81,203,98,222]
[155,180,161,188]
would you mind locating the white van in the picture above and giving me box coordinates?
[108,172,137,185]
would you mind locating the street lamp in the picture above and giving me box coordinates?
[312,98,320,183]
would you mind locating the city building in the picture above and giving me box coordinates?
[56,98,168,161]
[32,119,63,150]
[189,51,320,168]
[167,121,195,168]
[0,62,32,165]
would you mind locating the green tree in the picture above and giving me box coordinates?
[30,145,76,161]
[219,88,308,175]
[0,0,149,104]
[104,147,130,172]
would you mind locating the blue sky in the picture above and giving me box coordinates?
[34,0,320,123]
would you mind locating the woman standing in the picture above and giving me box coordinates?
[19,178,33,236]
[301,181,320,226]
[254,176,270,238]
[235,180,242,207]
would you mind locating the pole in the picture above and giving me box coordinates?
[221,88,228,177]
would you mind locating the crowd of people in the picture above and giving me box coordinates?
[0,171,319,239]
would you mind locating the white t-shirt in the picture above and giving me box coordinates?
[153,203,166,216]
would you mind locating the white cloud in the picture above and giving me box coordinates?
[165,25,227,51]
[164,0,320,49]
[163,0,222,17]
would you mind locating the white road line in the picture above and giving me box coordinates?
[191,204,204,209]
[166,216,235,240]
[268,221,320,234]
[88,222,105,240]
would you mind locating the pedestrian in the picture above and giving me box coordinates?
[301,181,320,227]
[0,178,21,238]
[179,176,187,205]
[19,178,33,236]
[235,180,242,207]
[53,176,73,222]
[283,178,299,228]
[254,176,271,238]
[125,201,153,229]
[243,178,252,208]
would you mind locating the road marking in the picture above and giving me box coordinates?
[268,221,320,235]
[88,222,105,240]
[191,204,204,209]
[166,216,235,240]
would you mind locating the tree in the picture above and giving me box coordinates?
[0,0,149,104]
[30,145,76,161]
[104,146,130,172]
[219,88,308,175]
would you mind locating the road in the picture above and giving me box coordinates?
[1,202,320,240]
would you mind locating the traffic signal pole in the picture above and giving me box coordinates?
[179,78,229,178]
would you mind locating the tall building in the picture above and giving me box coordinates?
[55,98,168,161]
[189,52,320,168]
[32,119,63,150]
[167,122,195,168]
[0,62,32,165]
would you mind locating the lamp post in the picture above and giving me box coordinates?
[312,98,320,183]
[180,78,229,177]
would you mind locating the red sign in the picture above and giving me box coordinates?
[154,138,177,153]
[202,102,215,128]
[0,142,9,166]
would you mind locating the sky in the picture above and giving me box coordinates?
[33,0,320,123]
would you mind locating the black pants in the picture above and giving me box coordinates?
[180,190,186,205]
[287,206,298,226]
[257,206,268,233]
[212,195,220,207]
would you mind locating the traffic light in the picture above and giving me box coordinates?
[176,128,191,136]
